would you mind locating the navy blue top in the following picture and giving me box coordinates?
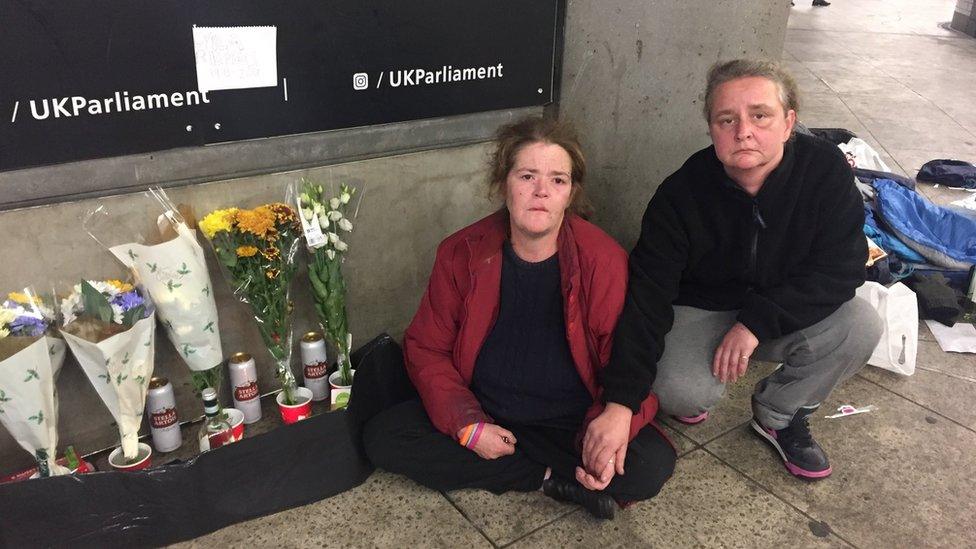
[471,241,592,429]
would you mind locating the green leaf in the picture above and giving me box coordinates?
[0,390,10,402]
[98,373,111,384]
[23,369,39,382]
[135,375,146,385]
[122,353,130,365]
[181,344,196,357]
[28,411,44,425]
[81,280,114,324]
[202,285,211,297]
[203,321,215,333]
[121,304,145,327]
[127,249,138,260]
[177,263,191,276]
[116,373,127,385]
[147,262,158,273]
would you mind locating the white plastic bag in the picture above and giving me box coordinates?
[855,282,918,375]
[838,138,891,172]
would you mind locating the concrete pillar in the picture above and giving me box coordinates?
[559,0,790,248]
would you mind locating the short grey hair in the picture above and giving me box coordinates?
[702,59,800,121]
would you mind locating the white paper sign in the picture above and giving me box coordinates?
[193,25,278,93]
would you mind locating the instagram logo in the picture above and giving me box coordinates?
[352,73,369,90]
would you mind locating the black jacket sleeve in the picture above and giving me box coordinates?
[601,182,689,412]
[737,151,867,341]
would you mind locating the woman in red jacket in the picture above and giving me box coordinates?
[363,116,675,520]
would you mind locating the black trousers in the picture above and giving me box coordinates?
[363,399,676,502]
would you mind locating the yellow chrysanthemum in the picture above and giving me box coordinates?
[236,245,259,258]
[199,208,239,239]
[106,279,134,293]
[7,292,33,305]
[236,206,276,239]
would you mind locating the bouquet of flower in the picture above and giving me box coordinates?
[86,188,224,393]
[297,179,362,387]
[60,279,155,462]
[0,289,70,477]
[199,202,302,403]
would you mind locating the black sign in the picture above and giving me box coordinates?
[0,1,558,172]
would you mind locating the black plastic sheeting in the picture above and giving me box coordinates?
[0,333,405,548]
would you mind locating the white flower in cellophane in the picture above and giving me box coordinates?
[335,240,348,252]
[328,232,339,244]
[340,192,351,204]
[326,249,336,260]
[338,218,353,232]
[328,210,343,222]
[329,198,341,210]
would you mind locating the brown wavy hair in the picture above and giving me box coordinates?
[487,116,592,219]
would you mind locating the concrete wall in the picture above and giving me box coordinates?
[0,0,790,472]
[0,143,498,471]
[559,0,790,249]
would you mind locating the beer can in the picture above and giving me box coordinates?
[301,332,330,402]
[147,377,182,453]
[228,352,262,424]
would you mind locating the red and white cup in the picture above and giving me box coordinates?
[224,407,246,440]
[276,387,313,424]
[108,442,153,472]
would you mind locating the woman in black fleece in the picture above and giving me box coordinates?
[580,59,882,480]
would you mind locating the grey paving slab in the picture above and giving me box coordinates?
[705,375,976,549]
[445,422,697,546]
[663,361,781,445]
[509,450,848,549]
[859,358,976,430]
[860,116,976,154]
[886,147,976,177]
[446,488,574,547]
[172,471,492,549]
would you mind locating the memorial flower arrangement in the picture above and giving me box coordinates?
[298,179,360,387]
[60,279,156,462]
[200,202,302,404]
[0,289,70,477]
[87,188,225,396]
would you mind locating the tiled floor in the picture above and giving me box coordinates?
[177,2,976,547]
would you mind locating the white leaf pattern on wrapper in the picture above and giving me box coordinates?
[109,222,222,372]
[0,336,71,475]
[64,314,155,460]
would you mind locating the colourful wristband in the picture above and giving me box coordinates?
[459,422,485,449]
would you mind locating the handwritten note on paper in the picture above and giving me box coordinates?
[192,26,278,93]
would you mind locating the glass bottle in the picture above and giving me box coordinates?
[198,387,237,452]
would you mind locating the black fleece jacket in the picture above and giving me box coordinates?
[603,133,867,412]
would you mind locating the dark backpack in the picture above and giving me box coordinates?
[917,159,976,189]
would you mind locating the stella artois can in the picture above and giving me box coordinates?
[147,377,182,453]
[301,332,330,401]
[228,352,262,424]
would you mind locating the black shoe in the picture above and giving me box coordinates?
[751,406,832,479]
[542,477,615,520]
[812,0,830,6]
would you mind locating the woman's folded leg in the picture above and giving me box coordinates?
[363,399,547,494]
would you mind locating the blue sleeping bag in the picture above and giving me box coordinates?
[874,179,976,269]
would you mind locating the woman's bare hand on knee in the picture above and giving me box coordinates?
[459,424,518,460]
[712,322,758,383]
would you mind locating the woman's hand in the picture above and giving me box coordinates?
[712,322,759,383]
[458,423,517,460]
[581,402,632,486]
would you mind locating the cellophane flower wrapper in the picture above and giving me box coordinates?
[295,178,365,388]
[60,280,155,461]
[199,193,302,403]
[0,288,70,477]
[85,189,223,381]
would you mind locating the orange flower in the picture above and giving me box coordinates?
[265,268,280,280]
[236,207,276,238]
[261,246,280,261]
[236,245,259,257]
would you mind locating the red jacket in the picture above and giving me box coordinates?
[403,210,659,442]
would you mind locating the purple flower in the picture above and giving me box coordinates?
[111,291,145,312]
[10,315,49,337]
